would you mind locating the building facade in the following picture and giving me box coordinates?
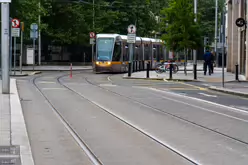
[226,0,248,79]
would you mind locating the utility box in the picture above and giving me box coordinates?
[26,48,34,65]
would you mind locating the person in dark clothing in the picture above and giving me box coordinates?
[210,50,215,74]
[203,48,212,75]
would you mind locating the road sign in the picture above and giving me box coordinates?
[127,24,136,34]
[30,23,38,30]
[30,23,38,39]
[235,18,246,27]
[30,30,38,39]
[12,18,20,28]
[0,0,11,2]
[90,32,95,38]
[90,38,95,44]
[11,28,20,37]
[127,33,136,43]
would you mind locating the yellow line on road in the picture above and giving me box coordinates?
[160,88,201,91]
[176,82,207,91]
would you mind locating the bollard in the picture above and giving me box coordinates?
[70,63,72,78]
[128,62,131,77]
[139,61,141,71]
[136,60,138,72]
[235,64,239,81]
[169,63,173,79]
[146,62,150,78]
[143,61,145,71]
[193,64,197,80]
[133,61,135,72]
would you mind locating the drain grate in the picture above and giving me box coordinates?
[0,146,21,165]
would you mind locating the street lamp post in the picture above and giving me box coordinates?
[92,0,95,64]
[38,1,41,66]
[221,5,226,87]
[193,0,197,79]
[215,0,218,67]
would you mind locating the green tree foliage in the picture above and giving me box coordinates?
[197,0,224,42]
[10,0,51,41]
[10,0,165,45]
[160,0,202,52]
[9,0,222,46]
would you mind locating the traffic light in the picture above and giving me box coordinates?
[204,37,209,45]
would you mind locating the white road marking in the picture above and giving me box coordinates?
[230,106,248,111]
[38,81,56,84]
[107,76,112,82]
[146,88,248,121]
[163,78,168,82]
[198,93,217,97]
[42,88,66,90]
[132,86,151,89]
[99,84,116,87]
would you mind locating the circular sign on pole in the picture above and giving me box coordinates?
[90,32,95,38]
[127,24,136,34]
[30,23,38,30]
[12,18,20,28]
[235,18,246,27]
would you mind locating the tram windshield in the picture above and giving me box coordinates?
[96,38,114,61]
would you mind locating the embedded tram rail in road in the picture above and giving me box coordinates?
[30,73,197,165]
[84,76,248,146]
[57,74,199,165]
[19,71,248,165]
[32,75,103,165]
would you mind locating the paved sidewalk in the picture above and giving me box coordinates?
[124,67,246,83]
[0,80,34,165]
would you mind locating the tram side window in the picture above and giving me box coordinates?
[144,44,150,60]
[135,45,140,60]
[112,42,121,61]
[123,45,129,61]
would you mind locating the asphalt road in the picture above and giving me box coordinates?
[16,71,248,165]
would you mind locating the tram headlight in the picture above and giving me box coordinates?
[96,61,99,65]
[107,62,111,65]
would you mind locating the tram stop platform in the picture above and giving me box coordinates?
[0,79,34,165]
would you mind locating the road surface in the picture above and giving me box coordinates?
[16,71,248,165]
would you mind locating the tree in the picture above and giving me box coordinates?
[197,0,225,43]
[160,0,202,52]
[11,0,51,42]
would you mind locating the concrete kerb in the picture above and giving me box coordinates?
[208,86,248,98]
[122,76,200,82]
[28,71,42,76]
[8,71,42,77]
[10,79,35,165]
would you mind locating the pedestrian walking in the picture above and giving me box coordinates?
[210,50,215,74]
[203,48,212,76]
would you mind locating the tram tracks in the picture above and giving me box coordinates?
[56,74,200,165]
[82,75,248,146]
[31,74,103,165]
[31,72,248,165]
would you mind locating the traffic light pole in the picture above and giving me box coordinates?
[193,0,197,80]
[214,0,218,67]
